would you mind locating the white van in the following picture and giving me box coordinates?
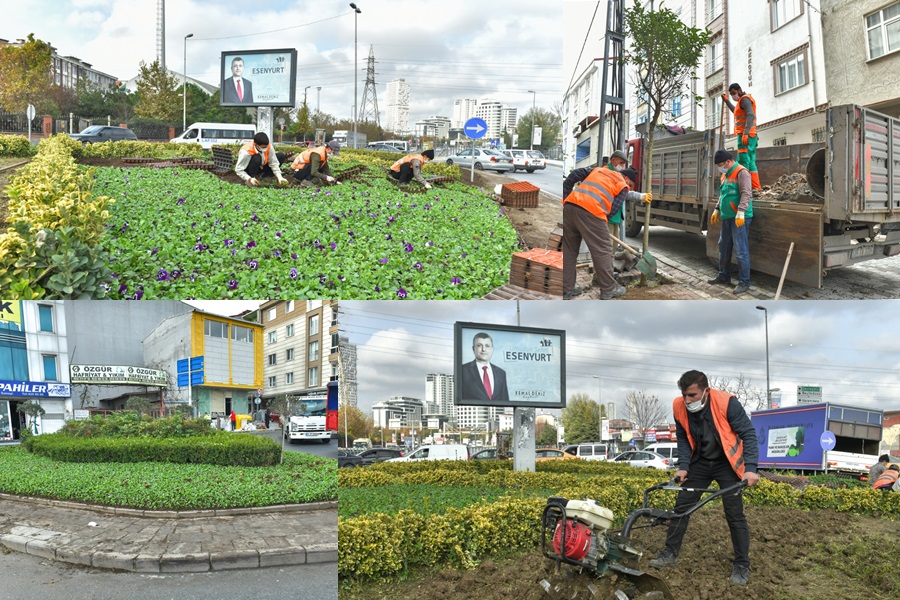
[170,122,256,149]
[644,442,679,466]
[563,443,609,461]
[386,444,468,462]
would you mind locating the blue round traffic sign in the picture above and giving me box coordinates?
[464,117,488,140]
[820,431,836,451]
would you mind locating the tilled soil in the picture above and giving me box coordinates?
[339,505,900,600]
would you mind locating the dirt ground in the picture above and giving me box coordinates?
[339,505,900,600]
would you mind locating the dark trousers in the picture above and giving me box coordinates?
[389,163,414,184]
[292,162,332,181]
[561,203,616,294]
[662,457,750,568]
[246,152,286,179]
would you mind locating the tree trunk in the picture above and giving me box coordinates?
[640,127,656,285]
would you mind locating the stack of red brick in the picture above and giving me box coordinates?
[500,181,540,208]
[509,248,564,296]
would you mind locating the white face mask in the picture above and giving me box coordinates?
[717,165,728,174]
[685,390,708,413]
[730,93,740,101]
[615,164,625,172]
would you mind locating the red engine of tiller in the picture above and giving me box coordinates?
[552,518,594,562]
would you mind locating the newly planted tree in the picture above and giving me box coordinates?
[623,4,710,263]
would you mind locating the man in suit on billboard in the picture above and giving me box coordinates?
[461,332,509,403]
[223,56,253,104]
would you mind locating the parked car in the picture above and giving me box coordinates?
[611,450,672,470]
[69,125,137,144]
[535,448,578,461]
[356,447,404,465]
[365,143,403,152]
[386,444,469,462]
[563,443,610,461]
[470,448,509,460]
[444,147,514,172]
[643,442,679,466]
[338,450,364,468]
[508,149,547,173]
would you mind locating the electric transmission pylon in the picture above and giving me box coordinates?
[359,45,380,126]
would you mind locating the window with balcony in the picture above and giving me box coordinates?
[772,0,802,30]
[706,39,723,76]
[707,97,723,130]
[706,0,723,23]
[866,2,900,60]
[775,50,807,95]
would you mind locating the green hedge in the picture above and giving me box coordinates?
[25,430,280,467]
[0,135,37,158]
[57,413,213,438]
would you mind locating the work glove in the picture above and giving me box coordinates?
[424,183,433,190]
[735,210,745,227]
[710,209,720,225]
[741,134,749,146]
[326,175,336,183]
[721,93,728,102]
[276,177,288,186]
[642,191,652,204]
[247,177,260,187]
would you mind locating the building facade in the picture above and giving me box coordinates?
[385,78,411,135]
[425,373,455,421]
[0,38,118,91]
[339,335,358,408]
[372,396,423,429]
[452,98,478,128]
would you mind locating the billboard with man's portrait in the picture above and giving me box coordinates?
[219,48,298,108]
[454,322,566,408]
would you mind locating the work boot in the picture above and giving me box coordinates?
[707,275,730,285]
[600,285,626,300]
[730,565,750,585]
[649,548,678,568]
[563,286,583,300]
[733,283,750,295]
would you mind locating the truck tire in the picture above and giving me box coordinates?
[322,438,331,444]
[526,168,535,173]
[624,209,642,237]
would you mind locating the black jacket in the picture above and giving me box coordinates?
[674,395,758,473]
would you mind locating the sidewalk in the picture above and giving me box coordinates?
[0,493,337,573]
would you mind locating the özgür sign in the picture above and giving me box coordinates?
[69,365,167,386]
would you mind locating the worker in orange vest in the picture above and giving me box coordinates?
[873,464,899,490]
[649,369,759,586]
[722,83,761,190]
[291,140,341,186]
[562,165,634,300]
[389,149,435,188]
[235,132,288,187]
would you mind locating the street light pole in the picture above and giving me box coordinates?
[593,375,602,442]
[350,3,361,149]
[183,33,193,132]
[527,90,536,150]
[316,86,322,113]
[756,306,770,409]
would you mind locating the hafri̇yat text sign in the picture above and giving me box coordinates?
[70,365,167,386]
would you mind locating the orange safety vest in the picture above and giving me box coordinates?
[390,153,428,172]
[241,141,273,165]
[291,146,328,171]
[562,167,627,221]
[873,469,899,489]
[733,93,757,137]
[672,389,746,478]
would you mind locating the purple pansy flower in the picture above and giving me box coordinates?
[413,262,423,271]
[404,243,414,253]
[289,268,299,279]
[227,279,238,290]
[246,240,257,249]
[451,277,462,285]
[291,253,298,259]
[150,248,159,255]
[330,241,337,250]
[380,258,389,263]
[248,260,259,270]
[176,198,185,205]
[397,288,407,299]
[224,238,234,247]
[118,284,128,295]
[157,268,169,281]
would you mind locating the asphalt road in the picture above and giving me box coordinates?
[259,429,339,459]
[505,163,563,199]
[0,551,337,600]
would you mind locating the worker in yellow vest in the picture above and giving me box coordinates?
[722,83,761,190]
[235,132,288,187]
[290,139,341,186]
[389,149,435,188]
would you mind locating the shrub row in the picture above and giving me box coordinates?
[0,134,113,298]
[57,413,214,438]
[0,135,37,158]
[24,430,281,467]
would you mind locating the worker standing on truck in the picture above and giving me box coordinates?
[708,149,753,295]
[290,140,341,186]
[235,132,288,187]
[388,149,434,188]
[649,369,759,586]
[722,83,761,190]
[561,165,631,300]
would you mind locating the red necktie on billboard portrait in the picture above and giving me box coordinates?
[237,80,243,101]
[482,366,492,399]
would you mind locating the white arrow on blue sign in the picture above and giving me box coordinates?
[464,117,488,140]
[819,431,836,451]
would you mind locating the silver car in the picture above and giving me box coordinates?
[611,450,673,470]
[445,147,514,172]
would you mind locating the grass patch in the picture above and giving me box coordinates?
[338,483,553,518]
[0,445,336,510]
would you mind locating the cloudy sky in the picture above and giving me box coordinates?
[8,0,561,125]
[340,300,900,419]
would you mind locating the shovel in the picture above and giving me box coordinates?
[609,233,657,276]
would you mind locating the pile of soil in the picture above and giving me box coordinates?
[340,505,900,600]
[756,173,820,204]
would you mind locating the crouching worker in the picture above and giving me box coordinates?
[235,132,288,187]
[389,149,435,188]
[291,139,341,186]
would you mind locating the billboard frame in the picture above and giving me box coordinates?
[219,48,298,108]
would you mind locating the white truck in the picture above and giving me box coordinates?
[331,129,367,149]
[286,393,334,444]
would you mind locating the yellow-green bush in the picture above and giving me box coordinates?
[80,139,205,159]
[0,135,37,158]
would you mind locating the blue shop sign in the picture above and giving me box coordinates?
[0,380,71,398]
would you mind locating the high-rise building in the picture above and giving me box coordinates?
[339,335,358,408]
[425,373,454,420]
[501,106,518,130]
[385,79,410,135]
[372,396,423,428]
[452,98,478,128]
[476,99,504,139]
